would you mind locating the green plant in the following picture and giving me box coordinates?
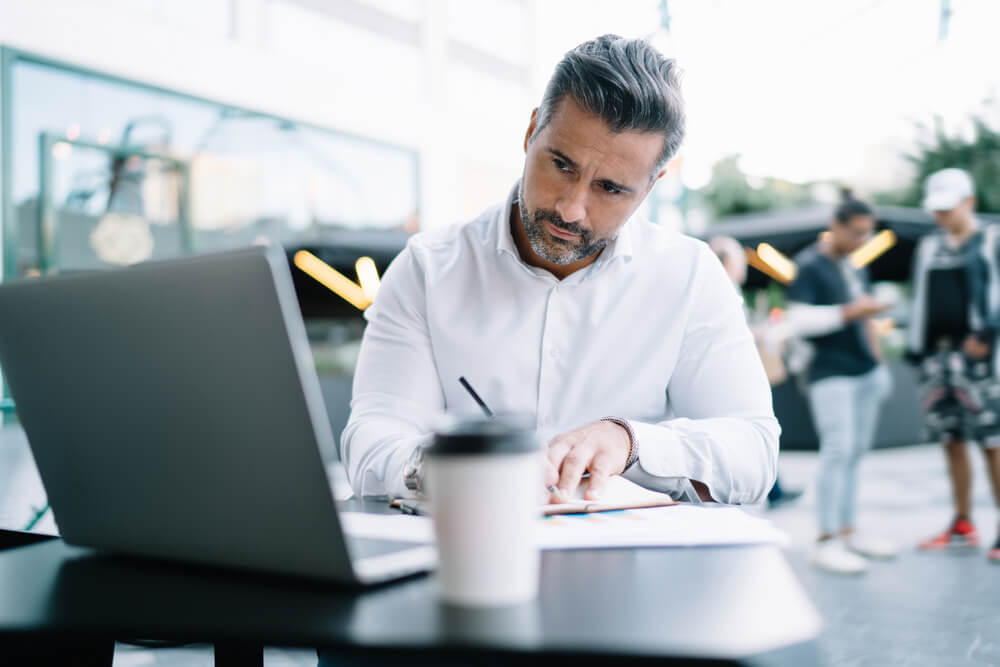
[700,155,813,219]
[877,106,1000,213]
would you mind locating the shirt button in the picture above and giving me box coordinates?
[549,347,559,359]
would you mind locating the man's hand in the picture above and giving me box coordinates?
[842,295,889,322]
[545,420,630,502]
[962,334,992,360]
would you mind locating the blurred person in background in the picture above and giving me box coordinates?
[785,192,896,574]
[338,35,780,511]
[708,235,802,508]
[908,168,1000,563]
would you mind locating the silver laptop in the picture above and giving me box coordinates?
[0,246,434,585]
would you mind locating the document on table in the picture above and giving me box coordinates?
[540,475,677,515]
[391,475,677,517]
[339,504,788,550]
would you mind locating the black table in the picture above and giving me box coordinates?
[0,519,821,666]
[0,424,821,666]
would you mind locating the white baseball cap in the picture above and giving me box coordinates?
[922,168,975,212]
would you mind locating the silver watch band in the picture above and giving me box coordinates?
[601,416,638,471]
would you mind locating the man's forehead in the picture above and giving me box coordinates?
[539,98,662,182]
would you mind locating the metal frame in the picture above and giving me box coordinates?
[1,48,13,282]
[1,48,10,421]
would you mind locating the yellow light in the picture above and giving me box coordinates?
[850,229,897,269]
[355,256,381,303]
[756,243,798,283]
[746,248,793,285]
[66,124,80,141]
[293,250,371,311]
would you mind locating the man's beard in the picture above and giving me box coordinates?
[517,188,612,265]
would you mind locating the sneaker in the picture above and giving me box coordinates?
[989,535,1000,564]
[917,517,980,550]
[845,534,898,559]
[810,538,867,574]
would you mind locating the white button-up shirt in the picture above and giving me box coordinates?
[341,183,779,504]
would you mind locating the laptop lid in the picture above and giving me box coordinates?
[0,246,430,584]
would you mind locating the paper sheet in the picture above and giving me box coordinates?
[339,504,787,550]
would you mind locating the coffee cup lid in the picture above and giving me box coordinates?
[429,415,539,456]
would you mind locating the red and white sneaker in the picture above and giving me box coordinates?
[918,517,980,550]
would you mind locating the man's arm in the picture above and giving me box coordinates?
[783,263,886,339]
[545,250,780,505]
[966,223,1000,358]
[340,242,445,498]
[619,253,780,504]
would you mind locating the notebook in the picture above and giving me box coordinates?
[393,475,677,516]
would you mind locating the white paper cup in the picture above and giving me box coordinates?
[425,418,541,606]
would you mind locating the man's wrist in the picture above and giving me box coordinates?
[841,303,858,322]
[402,443,428,495]
[601,417,638,471]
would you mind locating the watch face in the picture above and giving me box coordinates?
[403,445,427,492]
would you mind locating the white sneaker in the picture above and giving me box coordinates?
[845,534,898,559]
[810,539,868,574]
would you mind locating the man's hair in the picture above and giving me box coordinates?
[834,188,873,224]
[534,34,685,173]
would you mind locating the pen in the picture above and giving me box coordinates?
[458,376,563,501]
[458,376,494,418]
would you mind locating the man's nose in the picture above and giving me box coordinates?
[554,180,587,225]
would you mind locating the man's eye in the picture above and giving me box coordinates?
[602,183,622,195]
[553,158,571,172]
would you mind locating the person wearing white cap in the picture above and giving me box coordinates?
[907,168,1000,563]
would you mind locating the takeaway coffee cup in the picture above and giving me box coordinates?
[424,416,541,606]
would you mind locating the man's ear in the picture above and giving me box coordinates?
[648,168,667,193]
[524,108,540,153]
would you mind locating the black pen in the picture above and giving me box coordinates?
[458,376,494,418]
[457,377,564,502]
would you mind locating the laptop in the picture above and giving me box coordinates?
[0,246,435,585]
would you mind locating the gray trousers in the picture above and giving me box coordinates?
[808,365,891,535]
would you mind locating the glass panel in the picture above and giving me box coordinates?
[8,57,419,277]
[37,135,189,272]
[2,52,420,448]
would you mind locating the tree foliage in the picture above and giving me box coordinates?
[875,108,1000,213]
[700,155,813,219]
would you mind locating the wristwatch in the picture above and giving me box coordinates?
[403,444,427,494]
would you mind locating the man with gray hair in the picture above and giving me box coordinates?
[340,35,779,505]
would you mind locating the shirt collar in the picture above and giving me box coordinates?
[494,180,636,268]
[494,181,522,259]
[603,215,634,264]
